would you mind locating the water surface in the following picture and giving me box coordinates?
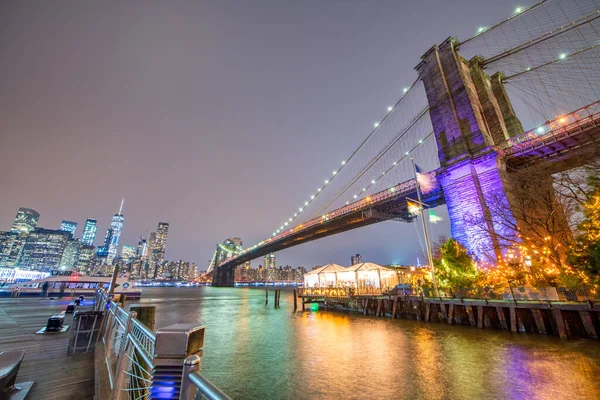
[137,287,600,400]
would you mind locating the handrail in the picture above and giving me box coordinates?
[188,371,232,400]
[95,288,230,400]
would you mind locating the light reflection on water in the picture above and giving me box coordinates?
[137,287,600,400]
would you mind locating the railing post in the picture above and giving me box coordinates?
[111,311,137,400]
[103,303,116,349]
[151,324,205,400]
[180,355,201,400]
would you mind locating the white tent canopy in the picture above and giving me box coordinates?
[304,263,347,287]
[336,262,399,293]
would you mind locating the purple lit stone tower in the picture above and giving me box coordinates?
[415,37,525,262]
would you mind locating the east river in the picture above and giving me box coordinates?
[136,287,600,400]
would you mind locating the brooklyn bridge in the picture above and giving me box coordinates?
[212,0,600,286]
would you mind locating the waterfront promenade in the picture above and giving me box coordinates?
[0,298,95,400]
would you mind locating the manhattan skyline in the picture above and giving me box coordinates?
[0,0,521,267]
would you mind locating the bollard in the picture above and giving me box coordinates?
[129,305,156,331]
[180,355,201,400]
[151,324,206,400]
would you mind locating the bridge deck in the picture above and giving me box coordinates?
[0,297,95,400]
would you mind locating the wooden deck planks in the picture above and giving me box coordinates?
[0,298,95,400]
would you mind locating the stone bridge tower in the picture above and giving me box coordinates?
[415,37,527,262]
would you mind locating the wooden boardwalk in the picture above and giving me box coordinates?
[0,297,95,400]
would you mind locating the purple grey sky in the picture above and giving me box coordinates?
[0,0,526,269]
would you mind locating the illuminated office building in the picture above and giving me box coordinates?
[154,222,169,264]
[264,253,276,269]
[81,218,98,246]
[105,200,125,264]
[11,208,40,234]
[60,220,77,238]
[17,228,70,271]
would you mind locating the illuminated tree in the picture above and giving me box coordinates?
[434,239,478,296]
[567,187,600,284]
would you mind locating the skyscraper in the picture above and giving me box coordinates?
[264,253,276,269]
[136,237,148,259]
[59,239,80,270]
[0,231,24,267]
[17,228,70,270]
[105,199,125,264]
[11,207,40,234]
[97,229,113,258]
[154,222,169,264]
[146,231,157,277]
[121,246,136,265]
[76,245,95,272]
[81,218,98,246]
[60,220,78,238]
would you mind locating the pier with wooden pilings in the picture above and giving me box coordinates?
[298,292,600,340]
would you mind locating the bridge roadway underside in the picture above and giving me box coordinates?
[213,188,444,285]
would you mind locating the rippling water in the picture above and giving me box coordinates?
[136,287,600,400]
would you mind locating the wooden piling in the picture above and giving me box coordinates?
[265,289,268,305]
[532,309,546,334]
[510,307,517,333]
[424,303,430,322]
[129,305,156,331]
[376,299,383,317]
[477,306,484,329]
[552,309,568,339]
[293,289,298,312]
[466,306,476,327]
[580,311,597,339]
[496,307,508,330]
[447,303,454,325]
[363,299,369,316]
[392,296,398,319]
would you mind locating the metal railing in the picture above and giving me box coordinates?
[94,289,231,400]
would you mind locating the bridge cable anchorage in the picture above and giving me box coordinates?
[460,0,550,46]
[483,10,600,66]
[265,78,422,238]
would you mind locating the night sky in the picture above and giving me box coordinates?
[0,0,526,269]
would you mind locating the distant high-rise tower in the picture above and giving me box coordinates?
[264,253,276,269]
[106,199,125,263]
[97,229,113,258]
[351,254,362,265]
[121,246,136,265]
[154,222,169,264]
[60,220,78,238]
[146,231,157,277]
[136,237,148,259]
[81,218,98,246]
[11,207,40,234]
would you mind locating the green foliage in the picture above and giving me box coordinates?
[434,239,478,293]
[567,186,600,284]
